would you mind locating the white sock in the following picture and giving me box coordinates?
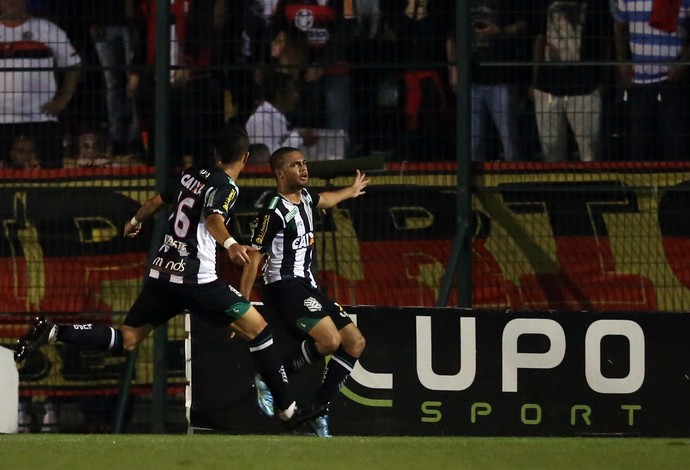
[48,325,58,343]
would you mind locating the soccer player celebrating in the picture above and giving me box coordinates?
[14,126,319,429]
[240,147,369,437]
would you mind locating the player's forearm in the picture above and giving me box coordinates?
[132,194,165,224]
[206,213,233,247]
[56,68,80,102]
[317,186,355,209]
[240,251,263,298]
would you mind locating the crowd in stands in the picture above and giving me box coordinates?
[1,0,689,170]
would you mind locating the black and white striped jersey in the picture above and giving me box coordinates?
[148,165,239,285]
[250,188,321,288]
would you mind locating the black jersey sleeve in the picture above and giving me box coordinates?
[250,196,284,253]
[203,175,239,221]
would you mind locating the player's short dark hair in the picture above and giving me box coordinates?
[249,143,270,154]
[248,143,271,165]
[270,146,301,175]
[214,124,249,164]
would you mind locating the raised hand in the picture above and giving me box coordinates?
[350,169,370,198]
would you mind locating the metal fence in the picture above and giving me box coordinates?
[1,0,690,433]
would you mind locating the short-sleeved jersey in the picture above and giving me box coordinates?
[615,0,690,84]
[0,17,81,123]
[250,188,321,288]
[148,165,239,284]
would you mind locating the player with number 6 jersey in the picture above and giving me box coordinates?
[150,164,240,284]
[14,127,323,429]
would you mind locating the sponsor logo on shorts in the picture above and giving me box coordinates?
[304,297,322,312]
[228,285,242,297]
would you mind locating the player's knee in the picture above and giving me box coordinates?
[244,317,268,340]
[318,331,341,355]
[234,308,268,341]
[352,333,365,357]
[344,331,366,358]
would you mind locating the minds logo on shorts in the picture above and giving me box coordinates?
[303,297,322,312]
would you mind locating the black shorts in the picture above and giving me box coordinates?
[263,278,353,334]
[124,278,251,328]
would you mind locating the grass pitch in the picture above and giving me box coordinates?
[2,434,690,469]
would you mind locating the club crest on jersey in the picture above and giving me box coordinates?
[292,232,314,249]
[304,297,322,312]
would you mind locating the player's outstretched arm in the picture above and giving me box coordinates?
[317,169,369,209]
[124,194,166,237]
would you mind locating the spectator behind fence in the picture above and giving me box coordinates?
[3,135,40,169]
[613,0,690,161]
[252,27,310,124]
[85,0,142,159]
[273,0,356,135]
[466,0,530,162]
[389,0,454,161]
[8,134,40,169]
[356,0,382,39]
[0,0,81,169]
[531,0,612,162]
[256,28,309,85]
[170,0,227,168]
[76,125,111,167]
[134,0,223,167]
[246,71,318,154]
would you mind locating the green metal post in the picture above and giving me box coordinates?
[113,0,172,435]
[437,2,473,307]
[435,219,468,307]
[151,0,171,434]
[113,350,136,433]
[456,1,474,308]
